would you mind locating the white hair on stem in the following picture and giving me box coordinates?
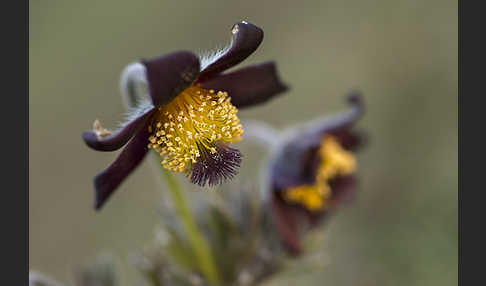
[242,120,282,150]
[118,97,154,129]
[115,61,154,132]
[241,120,282,201]
[120,61,149,110]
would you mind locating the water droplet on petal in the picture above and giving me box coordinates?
[232,24,239,35]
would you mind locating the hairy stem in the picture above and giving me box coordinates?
[159,160,221,285]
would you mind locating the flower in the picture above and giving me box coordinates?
[82,21,288,210]
[255,91,365,254]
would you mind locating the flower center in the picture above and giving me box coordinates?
[284,135,356,211]
[147,84,244,174]
[316,135,356,182]
[284,184,332,212]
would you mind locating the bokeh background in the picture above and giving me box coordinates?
[30,0,457,285]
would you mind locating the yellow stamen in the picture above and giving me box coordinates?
[147,84,244,173]
[284,184,331,212]
[316,135,356,183]
[284,135,357,212]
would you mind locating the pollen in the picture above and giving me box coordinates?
[284,184,331,212]
[147,84,244,174]
[316,135,356,183]
[284,135,357,212]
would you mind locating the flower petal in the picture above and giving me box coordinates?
[198,21,263,81]
[201,62,288,108]
[269,91,365,190]
[82,108,154,152]
[270,195,304,254]
[142,51,200,106]
[271,177,358,250]
[93,125,151,210]
[269,142,317,190]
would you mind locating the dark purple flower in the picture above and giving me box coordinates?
[82,21,288,210]
[266,91,365,254]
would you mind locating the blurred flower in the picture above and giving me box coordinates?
[134,93,365,285]
[82,21,288,210]
[253,91,365,254]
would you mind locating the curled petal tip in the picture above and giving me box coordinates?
[82,110,153,152]
[82,131,97,145]
[232,20,264,37]
[82,131,121,152]
[346,89,365,119]
[199,21,264,80]
[346,89,363,106]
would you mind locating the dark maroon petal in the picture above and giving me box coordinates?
[198,21,263,81]
[273,176,358,232]
[270,194,303,255]
[200,62,288,109]
[142,51,200,106]
[93,124,151,210]
[190,143,242,187]
[82,109,154,152]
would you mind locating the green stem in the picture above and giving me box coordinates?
[158,159,221,285]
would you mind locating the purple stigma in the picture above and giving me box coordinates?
[190,143,242,187]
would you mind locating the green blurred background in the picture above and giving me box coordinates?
[30,0,457,285]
